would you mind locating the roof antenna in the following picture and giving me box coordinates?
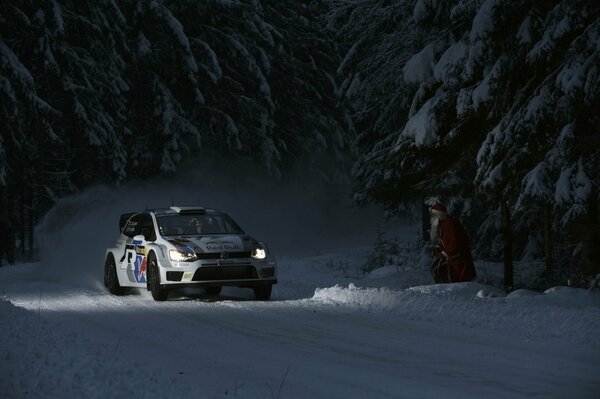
[171,197,174,207]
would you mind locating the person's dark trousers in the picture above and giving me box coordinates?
[431,257,450,283]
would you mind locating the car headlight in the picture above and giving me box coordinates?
[251,248,267,260]
[169,249,197,262]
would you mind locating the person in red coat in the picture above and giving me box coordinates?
[430,203,476,283]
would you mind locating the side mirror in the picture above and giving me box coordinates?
[133,234,145,242]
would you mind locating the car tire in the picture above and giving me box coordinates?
[204,286,222,296]
[104,255,125,295]
[253,285,272,301]
[147,252,168,301]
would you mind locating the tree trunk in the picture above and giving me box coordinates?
[593,192,600,278]
[543,204,553,285]
[422,198,429,242]
[27,185,34,258]
[20,184,25,257]
[0,186,6,220]
[501,200,513,290]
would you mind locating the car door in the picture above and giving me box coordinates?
[118,213,138,272]
[118,214,146,285]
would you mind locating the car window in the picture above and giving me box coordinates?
[122,214,155,241]
[123,214,141,238]
[156,213,244,236]
[139,214,156,241]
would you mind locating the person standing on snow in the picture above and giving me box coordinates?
[429,203,476,283]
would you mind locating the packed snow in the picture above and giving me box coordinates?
[1,184,599,398]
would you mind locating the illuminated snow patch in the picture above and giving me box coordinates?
[8,290,118,313]
[311,283,402,311]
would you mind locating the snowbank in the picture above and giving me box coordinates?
[309,282,600,347]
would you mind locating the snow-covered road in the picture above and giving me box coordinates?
[2,189,599,398]
[2,253,599,399]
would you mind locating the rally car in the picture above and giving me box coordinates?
[104,206,277,301]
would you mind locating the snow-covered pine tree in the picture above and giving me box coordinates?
[125,0,202,176]
[125,0,295,177]
[2,1,131,192]
[125,0,351,181]
[330,0,600,284]
[471,0,600,282]
[264,0,352,183]
[0,0,352,256]
[170,0,279,172]
[327,0,426,205]
[0,3,63,255]
[37,1,129,186]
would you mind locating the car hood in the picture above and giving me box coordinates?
[164,235,250,253]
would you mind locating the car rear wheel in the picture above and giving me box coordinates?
[104,255,124,295]
[204,286,222,296]
[147,252,168,301]
[253,285,272,301]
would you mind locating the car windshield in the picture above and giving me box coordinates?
[156,213,244,236]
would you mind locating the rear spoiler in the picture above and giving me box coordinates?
[119,213,135,232]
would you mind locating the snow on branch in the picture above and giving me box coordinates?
[0,42,34,85]
[403,43,437,84]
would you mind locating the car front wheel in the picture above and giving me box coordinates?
[253,285,272,301]
[147,252,168,301]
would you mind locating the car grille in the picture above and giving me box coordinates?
[192,265,258,281]
[195,251,252,259]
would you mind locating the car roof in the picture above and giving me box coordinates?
[150,206,222,216]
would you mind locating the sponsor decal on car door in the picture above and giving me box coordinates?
[122,238,147,283]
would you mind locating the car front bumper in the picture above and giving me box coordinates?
[158,258,277,289]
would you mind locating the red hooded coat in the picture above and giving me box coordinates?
[437,216,476,282]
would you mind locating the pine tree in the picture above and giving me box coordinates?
[329,0,600,284]
[0,0,351,257]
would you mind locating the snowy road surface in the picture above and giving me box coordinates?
[2,249,599,399]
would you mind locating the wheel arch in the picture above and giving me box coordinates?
[145,243,166,262]
[105,250,116,263]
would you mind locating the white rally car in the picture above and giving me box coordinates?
[104,206,277,301]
